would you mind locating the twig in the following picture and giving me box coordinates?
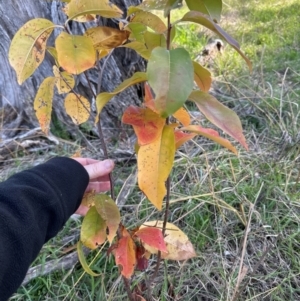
[232,183,264,300]
[22,248,90,285]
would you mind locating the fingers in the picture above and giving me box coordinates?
[73,158,99,165]
[86,181,111,192]
[83,159,114,180]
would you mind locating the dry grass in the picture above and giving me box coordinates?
[5,0,300,300]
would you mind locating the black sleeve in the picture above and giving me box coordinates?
[0,157,89,301]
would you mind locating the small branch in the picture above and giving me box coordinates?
[122,276,136,301]
[22,248,90,285]
[83,71,96,99]
[166,14,172,51]
[96,119,115,200]
[97,50,114,94]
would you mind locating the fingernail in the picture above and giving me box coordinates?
[104,159,114,169]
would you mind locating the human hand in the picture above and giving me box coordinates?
[72,158,114,215]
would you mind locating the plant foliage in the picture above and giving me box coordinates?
[9,0,251,298]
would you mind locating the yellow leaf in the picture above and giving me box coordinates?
[64,93,90,125]
[9,19,55,84]
[121,41,151,60]
[141,221,196,260]
[56,32,96,74]
[53,66,75,94]
[138,125,175,210]
[47,47,59,65]
[33,77,56,135]
[65,0,123,22]
[85,26,129,50]
[173,107,190,126]
[193,61,212,92]
[95,72,147,122]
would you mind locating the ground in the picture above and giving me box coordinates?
[3,0,300,300]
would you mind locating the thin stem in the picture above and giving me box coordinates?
[166,13,172,51]
[94,49,115,199]
[83,71,96,99]
[97,50,114,94]
[96,119,115,199]
[149,11,172,289]
[122,276,135,301]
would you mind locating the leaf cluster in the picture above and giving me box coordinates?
[8,0,251,295]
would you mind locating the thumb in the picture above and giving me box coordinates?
[84,159,114,179]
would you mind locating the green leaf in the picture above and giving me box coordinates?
[147,47,194,117]
[120,42,151,60]
[33,77,56,135]
[94,194,120,244]
[77,241,101,277]
[193,61,212,92]
[144,31,166,51]
[188,91,248,150]
[65,0,123,22]
[185,0,222,23]
[55,32,96,74]
[95,72,147,121]
[125,23,147,43]
[178,11,252,71]
[8,18,55,84]
[81,206,107,250]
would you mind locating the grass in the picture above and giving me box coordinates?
[4,0,300,300]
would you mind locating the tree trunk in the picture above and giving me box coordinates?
[0,0,144,141]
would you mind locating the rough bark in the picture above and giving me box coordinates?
[0,0,144,141]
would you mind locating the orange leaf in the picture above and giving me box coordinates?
[135,227,167,253]
[173,107,191,126]
[138,125,175,210]
[174,131,197,149]
[114,228,136,278]
[85,26,129,50]
[122,105,165,145]
[144,82,154,104]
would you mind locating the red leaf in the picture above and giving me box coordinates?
[122,105,165,145]
[144,82,154,104]
[135,227,167,253]
[174,131,197,149]
[114,228,136,278]
[135,244,148,271]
